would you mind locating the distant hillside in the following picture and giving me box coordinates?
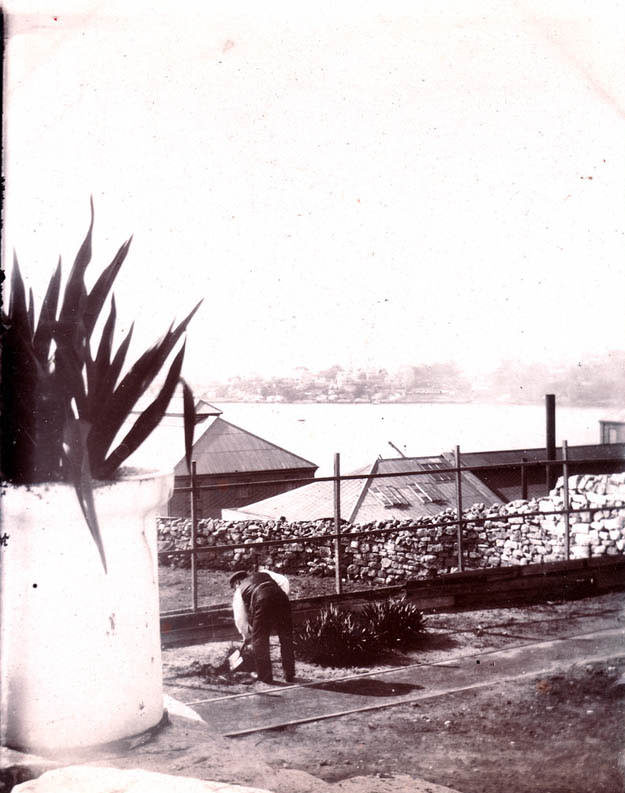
[196,355,625,407]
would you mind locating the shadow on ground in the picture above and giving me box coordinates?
[308,678,422,697]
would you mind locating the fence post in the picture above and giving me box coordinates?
[454,445,464,571]
[545,394,556,492]
[562,441,570,561]
[521,457,528,500]
[334,452,343,594]
[190,460,198,612]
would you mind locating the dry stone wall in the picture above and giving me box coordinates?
[157,473,625,584]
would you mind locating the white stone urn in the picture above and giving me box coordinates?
[0,470,172,753]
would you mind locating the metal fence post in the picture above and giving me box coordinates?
[521,457,528,500]
[334,452,343,594]
[562,441,570,561]
[454,445,464,571]
[190,460,198,612]
[545,394,556,492]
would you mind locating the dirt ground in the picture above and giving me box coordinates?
[158,566,369,613]
[162,590,625,793]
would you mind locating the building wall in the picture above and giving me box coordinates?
[158,473,625,583]
[167,469,313,518]
[600,421,625,444]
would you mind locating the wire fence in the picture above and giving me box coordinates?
[157,441,625,615]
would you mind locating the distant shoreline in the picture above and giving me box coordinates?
[207,398,615,409]
[210,399,473,405]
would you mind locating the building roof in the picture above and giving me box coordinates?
[447,442,625,502]
[452,443,625,467]
[600,409,625,424]
[223,463,375,522]
[353,456,500,523]
[225,455,501,523]
[173,417,318,477]
[130,390,222,422]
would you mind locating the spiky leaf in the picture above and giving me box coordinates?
[33,259,62,364]
[181,377,196,474]
[83,237,131,338]
[88,300,201,471]
[62,415,107,572]
[98,343,186,478]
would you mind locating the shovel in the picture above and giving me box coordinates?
[227,638,249,671]
[228,649,244,671]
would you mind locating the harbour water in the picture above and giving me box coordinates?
[215,402,608,475]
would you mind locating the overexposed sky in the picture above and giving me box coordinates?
[3,1,625,382]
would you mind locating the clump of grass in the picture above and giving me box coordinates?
[294,605,380,667]
[294,599,426,667]
[360,598,426,649]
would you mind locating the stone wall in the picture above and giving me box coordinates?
[157,473,625,584]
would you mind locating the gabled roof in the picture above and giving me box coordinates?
[353,456,500,523]
[226,455,501,523]
[173,417,318,476]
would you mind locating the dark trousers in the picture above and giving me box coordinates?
[250,585,295,683]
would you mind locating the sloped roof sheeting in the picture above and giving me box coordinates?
[453,443,625,467]
[353,456,501,523]
[173,418,317,476]
[229,457,501,524]
[225,464,374,522]
[450,443,625,502]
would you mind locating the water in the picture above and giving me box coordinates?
[215,402,607,475]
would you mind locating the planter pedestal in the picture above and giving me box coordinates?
[0,471,172,753]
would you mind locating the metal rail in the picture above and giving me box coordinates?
[169,624,624,737]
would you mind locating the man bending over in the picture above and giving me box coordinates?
[229,569,295,684]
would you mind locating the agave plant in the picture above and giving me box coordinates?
[361,598,425,649]
[294,604,380,666]
[1,201,201,570]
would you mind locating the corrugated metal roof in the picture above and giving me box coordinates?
[353,456,500,523]
[223,464,375,522]
[173,418,318,476]
[448,442,625,502]
[227,456,501,524]
[454,443,625,467]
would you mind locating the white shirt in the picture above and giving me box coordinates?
[232,570,290,640]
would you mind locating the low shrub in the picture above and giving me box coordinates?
[294,605,381,666]
[361,598,426,649]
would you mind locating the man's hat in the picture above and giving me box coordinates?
[229,570,248,587]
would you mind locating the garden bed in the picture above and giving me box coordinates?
[162,591,625,793]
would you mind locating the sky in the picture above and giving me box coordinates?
[3,1,625,384]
